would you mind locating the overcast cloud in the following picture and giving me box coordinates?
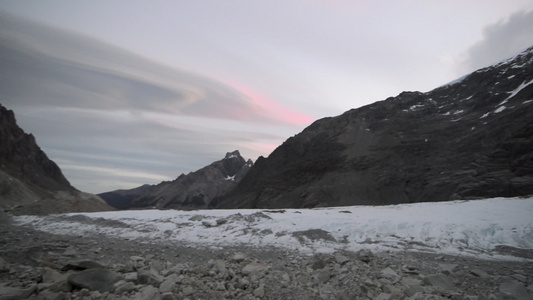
[0,13,301,192]
[460,9,533,72]
[1,1,532,193]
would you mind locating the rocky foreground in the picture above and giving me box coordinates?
[0,212,532,300]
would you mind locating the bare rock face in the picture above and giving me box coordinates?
[217,45,533,208]
[99,150,253,210]
[0,105,73,200]
[0,104,114,214]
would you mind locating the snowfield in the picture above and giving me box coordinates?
[15,197,533,260]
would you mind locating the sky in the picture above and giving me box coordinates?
[1,1,533,194]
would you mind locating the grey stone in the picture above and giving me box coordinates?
[115,281,135,294]
[137,285,160,300]
[380,267,400,280]
[62,246,77,256]
[383,284,404,299]
[47,279,72,293]
[41,267,65,283]
[319,284,335,294]
[512,273,527,283]
[212,260,228,276]
[188,215,204,221]
[160,292,174,300]
[236,278,250,289]
[334,253,350,265]
[168,263,187,275]
[403,284,424,297]
[39,290,68,300]
[0,284,37,300]
[315,269,331,284]
[159,279,176,294]
[231,252,247,263]
[424,273,455,292]
[498,281,530,298]
[402,265,419,275]
[68,268,123,292]
[375,293,392,300]
[182,286,194,296]
[215,282,226,291]
[253,286,265,298]
[90,290,102,299]
[61,260,105,271]
[438,263,458,274]
[138,268,164,287]
[400,277,422,286]
[76,288,91,297]
[311,258,327,270]
[130,256,145,270]
[357,249,374,263]
[470,268,488,278]
[124,272,138,282]
[242,262,269,276]
[202,221,214,227]
[0,256,7,271]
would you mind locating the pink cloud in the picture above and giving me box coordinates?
[229,82,315,126]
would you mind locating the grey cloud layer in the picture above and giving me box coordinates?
[0,14,299,193]
[0,13,285,122]
[461,9,533,72]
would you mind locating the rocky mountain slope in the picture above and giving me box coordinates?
[99,151,253,210]
[0,104,114,214]
[216,46,533,209]
[98,184,154,210]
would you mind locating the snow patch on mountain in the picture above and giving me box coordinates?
[505,78,533,101]
[494,106,507,113]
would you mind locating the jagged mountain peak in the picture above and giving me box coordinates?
[224,150,242,160]
[100,150,253,210]
[216,45,533,209]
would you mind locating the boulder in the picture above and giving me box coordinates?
[498,281,531,298]
[424,273,455,292]
[67,268,123,292]
[0,284,36,300]
[137,268,164,287]
[242,262,269,277]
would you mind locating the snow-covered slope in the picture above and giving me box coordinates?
[15,197,533,260]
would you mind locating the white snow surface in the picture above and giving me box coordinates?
[14,197,533,260]
[494,105,507,113]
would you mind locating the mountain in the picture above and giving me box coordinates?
[98,184,155,210]
[0,104,114,214]
[99,150,253,209]
[215,46,533,209]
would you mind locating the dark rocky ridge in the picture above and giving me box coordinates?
[98,184,154,210]
[100,151,253,210]
[0,105,73,195]
[216,46,533,209]
[0,104,114,214]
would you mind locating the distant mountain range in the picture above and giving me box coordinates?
[215,46,533,208]
[3,45,532,213]
[99,151,253,210]
[0,104,114,215]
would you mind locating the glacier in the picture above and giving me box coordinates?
[14,196,533,260]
